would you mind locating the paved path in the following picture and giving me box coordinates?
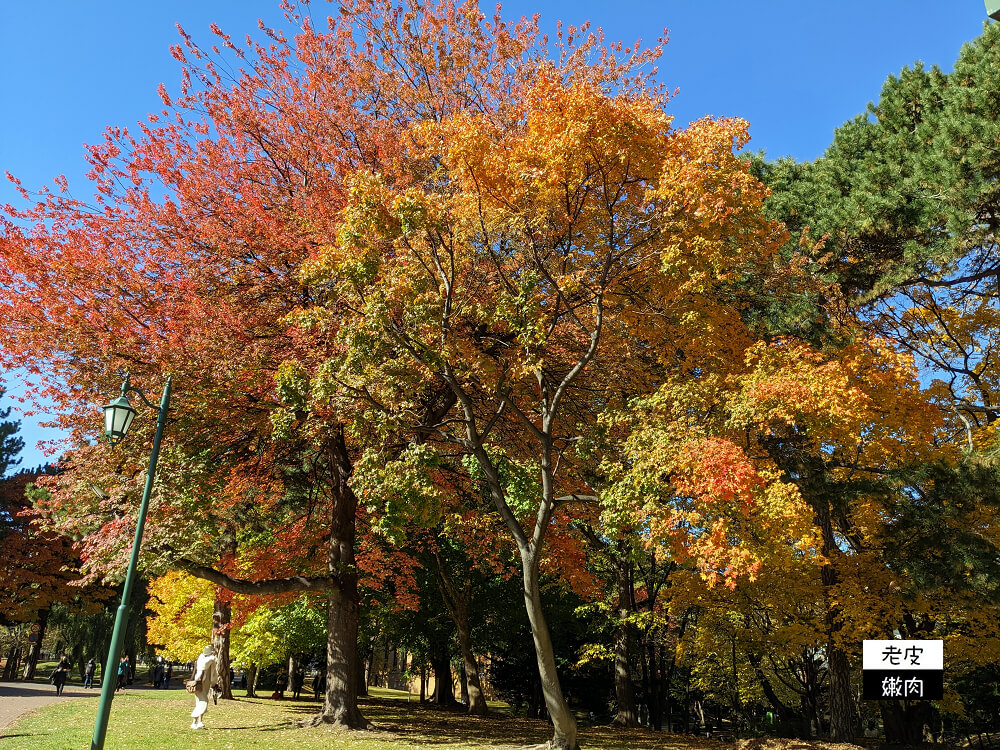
[0,681,101,732]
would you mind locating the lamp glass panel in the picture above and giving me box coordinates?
[103,397,136,443]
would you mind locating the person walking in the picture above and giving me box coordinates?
[51,655,71,696]
[312,668,326,701]
[189,644,219,730]
[83,658,96,689]
[116,655,129,693]
[163,662,172,689]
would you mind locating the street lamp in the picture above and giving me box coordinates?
[90,373,172,750]
[989,1,1000,21]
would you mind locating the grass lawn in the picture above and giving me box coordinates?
[1,684,727,750]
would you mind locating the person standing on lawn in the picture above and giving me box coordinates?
[152,659,163,688]
[83,658,96,689]
[116,655,129,693]
[189,644,219,730]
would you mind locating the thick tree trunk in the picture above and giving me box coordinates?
[21,609,48,681]
[212,597,234,699]
[522,553,579,750]
[611,623,638,726]
[880,700,931,744]
[817,502,857,741]
[310,584,369,727]
[431,646,455,705]
[826,644,854,740]
[306,427,369,730]
[612,560,638,727]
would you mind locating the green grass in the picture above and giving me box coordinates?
[1,685,721,750]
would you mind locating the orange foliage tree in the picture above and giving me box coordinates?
[289,18,807,741]
[0,470,113,679]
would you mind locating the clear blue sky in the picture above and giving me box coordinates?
[0,0,993,470]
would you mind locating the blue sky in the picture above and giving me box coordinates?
[0,0,994,469]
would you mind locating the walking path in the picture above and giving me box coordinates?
[0,681,100,732]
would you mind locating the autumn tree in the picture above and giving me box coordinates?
[757,22,1000,443]
[0,473,113,679]
[752,22,1000,742]
[0,0,548,730]
[288,5,823,732]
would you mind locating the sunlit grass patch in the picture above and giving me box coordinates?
[3,687,730,750]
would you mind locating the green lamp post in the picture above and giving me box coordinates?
[989,1,1000,20]
[90,373,172,750]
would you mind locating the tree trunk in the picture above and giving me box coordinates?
[459,661,469,704]
[3,645,20,680]
[245,663,257,698]
[731,634,740,740]
[311,584,368,727]
[432,549,488,715]
[611,624,638,726]
[212,597,234,699]
[611,559,639,727]
[826,644,854,740]
[528,678,543,719]
[522,552,579,750]
[644,639,663,731]
[639,635,650,727]
[21,609,48,681]
[817,502,856,741]
[356,644,368,697]
[880,701,930,744]
[307,427,369,730]
[662,617,688,733]
[419,663,426,702]
[454,617,487,715]
[431,646,455,705]
[748,653,796,722]
[611,560,638,727]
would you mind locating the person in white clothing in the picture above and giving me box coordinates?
[190,644,219,729]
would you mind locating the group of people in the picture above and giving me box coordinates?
[116,655,131,692]
[150,658,173,688]
[48,656,99,694]
[43,643,223,731]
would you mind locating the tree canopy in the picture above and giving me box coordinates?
[2,5,1000,748]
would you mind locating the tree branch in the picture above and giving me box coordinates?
[177,559,332,594]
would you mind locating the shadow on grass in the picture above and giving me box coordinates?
[0,682,101,700]
[357,699,549,747]
[349,697,738,750]
[222,722,299,731]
